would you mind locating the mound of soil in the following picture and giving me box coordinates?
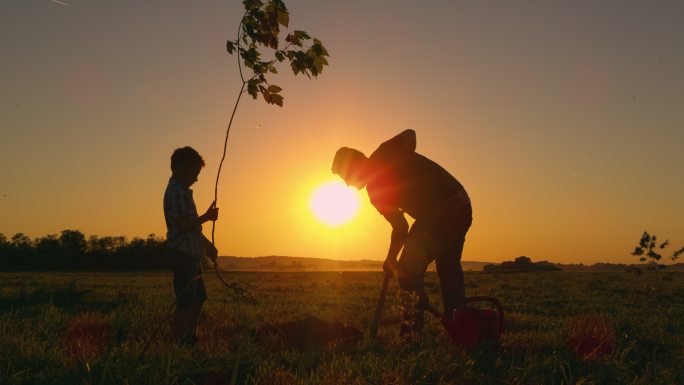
[567,314,616,361]
[63,313,110,361]
[257,316,362,350]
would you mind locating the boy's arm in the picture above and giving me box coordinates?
[176,201,219,233]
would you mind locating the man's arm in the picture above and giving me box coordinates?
[380,208,409,276]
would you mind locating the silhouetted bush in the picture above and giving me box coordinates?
[483,256,562,272]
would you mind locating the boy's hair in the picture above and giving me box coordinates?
[171,146,205,172]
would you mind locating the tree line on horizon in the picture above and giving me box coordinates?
[2,230,682,272]
[0,230,170,271]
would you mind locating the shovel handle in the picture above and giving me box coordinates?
[369,275,390,337]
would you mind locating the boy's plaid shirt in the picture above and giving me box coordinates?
[163,178,205,260]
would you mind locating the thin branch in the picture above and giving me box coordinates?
[237,11,248,83]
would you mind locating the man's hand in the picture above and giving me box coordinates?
[206,243,218,262]
[383,258,398,278]
[200,201,219,223]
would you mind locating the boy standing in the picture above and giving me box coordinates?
[163,146,219,345]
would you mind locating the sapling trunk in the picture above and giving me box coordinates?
[209,0,329,298]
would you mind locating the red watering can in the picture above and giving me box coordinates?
[430,296,504,351]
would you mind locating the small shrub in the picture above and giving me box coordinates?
[632,231,683,270]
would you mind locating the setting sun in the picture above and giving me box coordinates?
[309,181,361,227]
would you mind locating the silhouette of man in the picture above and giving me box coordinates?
[163,146,219,346]
[332,130,472,334]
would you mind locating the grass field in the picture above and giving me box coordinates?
[1,270,682,385]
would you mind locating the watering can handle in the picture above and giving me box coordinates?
[464,296,505,332]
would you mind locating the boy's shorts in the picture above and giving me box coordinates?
[171,251,208,308]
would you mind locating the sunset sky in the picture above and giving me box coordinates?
[1,1,682,264]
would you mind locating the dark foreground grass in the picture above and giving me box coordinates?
[1,270,682,385]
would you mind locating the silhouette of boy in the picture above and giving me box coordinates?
[163,146,219,345]
[332,130,472,334]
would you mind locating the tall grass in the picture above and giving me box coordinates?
[0,271,682,384]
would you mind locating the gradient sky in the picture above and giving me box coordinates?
[1,0,682,264]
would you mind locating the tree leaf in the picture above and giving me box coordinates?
[313,55,327,75]
[290,59,300,75]
[312,39,329,56]
[261,89,271,103]
[285,33,301,46]
[241,47,260,68]
[277,10,289,27]
[270,93,284,106]
[243,0,263,11]
[294,30,310,40]
[247,79,259,99]
[226,41,235,54]
[267,85,282,93]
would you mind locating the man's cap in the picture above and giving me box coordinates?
[332,147,366,176]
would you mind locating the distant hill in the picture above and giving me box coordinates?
[216,256,684,273]
[217,256,492,272]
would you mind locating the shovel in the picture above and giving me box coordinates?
[369,274,390,338]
